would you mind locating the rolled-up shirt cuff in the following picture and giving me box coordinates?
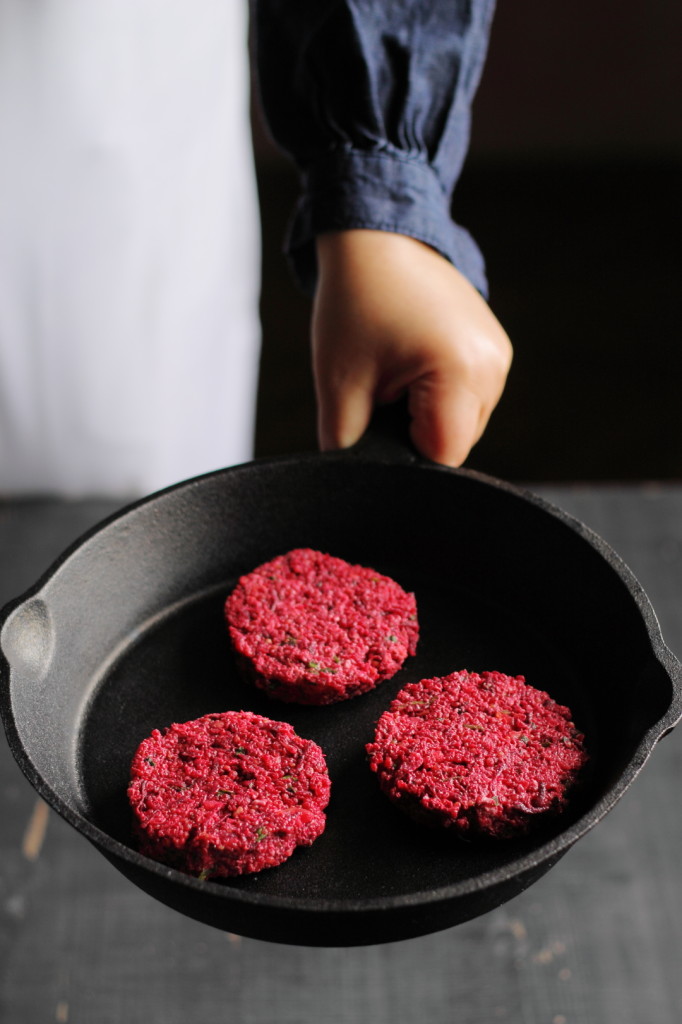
[285,147,488,299]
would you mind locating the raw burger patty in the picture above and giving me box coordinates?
[225,548,419,705]
[128,711,330,877]
[366,670,588,839]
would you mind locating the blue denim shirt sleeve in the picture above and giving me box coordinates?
[255,0,496,297]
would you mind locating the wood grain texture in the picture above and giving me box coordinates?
[1,489,680,1024]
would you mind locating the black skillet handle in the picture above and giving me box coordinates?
[347,396,425,466]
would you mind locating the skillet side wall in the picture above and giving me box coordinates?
[93,838,568,946]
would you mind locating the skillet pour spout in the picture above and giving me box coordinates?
[1,422,681,946]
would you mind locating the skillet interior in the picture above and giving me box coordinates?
[1,454,674,944]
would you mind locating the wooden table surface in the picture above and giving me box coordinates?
[1,486,681,1024]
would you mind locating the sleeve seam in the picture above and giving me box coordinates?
[303,145,450,198]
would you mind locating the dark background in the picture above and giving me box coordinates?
[252,0,682,482]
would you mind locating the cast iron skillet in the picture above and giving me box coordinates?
[1,415,681,946]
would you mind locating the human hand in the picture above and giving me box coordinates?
[312,230,512,466]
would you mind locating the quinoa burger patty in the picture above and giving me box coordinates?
[225,548,419,705]
[128,711,331,878]
[366,670,588,839]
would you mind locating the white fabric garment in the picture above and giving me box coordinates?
[0,0,261,496]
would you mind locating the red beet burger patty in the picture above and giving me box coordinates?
[366,670,588,838]
[128,711,330,877]
[225,548,419,705]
